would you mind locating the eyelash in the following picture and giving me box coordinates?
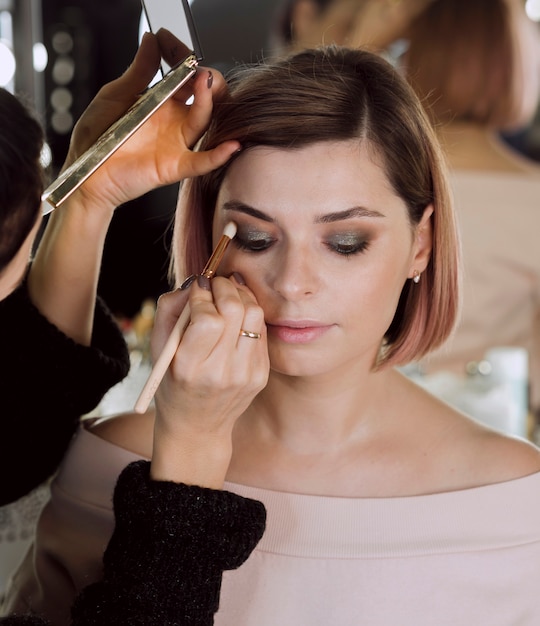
[233,235,275,253]
[233,233,370,257]
[325,238,370,257]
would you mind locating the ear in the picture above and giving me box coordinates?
[290,0,320,48]
[409,204,433,278]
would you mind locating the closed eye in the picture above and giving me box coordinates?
[325,233,370,256]
[233,229,276,253]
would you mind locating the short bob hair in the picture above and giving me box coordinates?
[174,46,460,369]
[404,0,540,130]
[0,88,45,272]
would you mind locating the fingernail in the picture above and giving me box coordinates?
[207,71,213,89]
[231,272,246,285]
[179,274,196,290]
[197,274,211,291]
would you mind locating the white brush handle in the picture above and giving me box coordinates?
[134,304,191,414]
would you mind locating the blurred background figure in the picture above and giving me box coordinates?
[275,0,432,55]
[276,0,540,159]
[400,0,540,435]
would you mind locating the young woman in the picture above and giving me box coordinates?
[5,45,540,625]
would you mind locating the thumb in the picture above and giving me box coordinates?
[177,141,241,180]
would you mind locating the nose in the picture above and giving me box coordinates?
[269,241,320,300]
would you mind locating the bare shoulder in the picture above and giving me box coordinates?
[431,398,540,487]
[401,375,540,490]
[465,423,540,483]
[89,409,155,458]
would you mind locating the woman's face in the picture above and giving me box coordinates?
[213,139,431,378]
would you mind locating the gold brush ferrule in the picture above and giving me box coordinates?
[201,236,232,279]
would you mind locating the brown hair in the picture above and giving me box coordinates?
[405,0,540,130]
[0,88,45,272]
[174,46,460,368]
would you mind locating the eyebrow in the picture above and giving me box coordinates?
[222,201,385,223]
[316,207,385,223]
[223,201,274,222]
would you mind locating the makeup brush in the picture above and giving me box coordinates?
[134,221,237,413]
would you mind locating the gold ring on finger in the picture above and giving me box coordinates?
[239,329,261,339]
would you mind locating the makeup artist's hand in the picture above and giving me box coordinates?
[64,31,239,214]
[150,275,269,488]
[27,32,238,344]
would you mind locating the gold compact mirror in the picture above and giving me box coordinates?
[42,0,203,212]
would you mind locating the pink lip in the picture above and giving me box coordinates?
[267,321,332,344]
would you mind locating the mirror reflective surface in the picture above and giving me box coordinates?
[141,0,202,74]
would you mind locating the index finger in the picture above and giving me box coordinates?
[152,287,191,356]
[155,28,192,68]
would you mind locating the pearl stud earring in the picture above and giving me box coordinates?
[412,270,421,284]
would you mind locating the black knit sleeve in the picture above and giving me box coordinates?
[70,461,267,625]
[0,618,49,625]
[0,280,130,505]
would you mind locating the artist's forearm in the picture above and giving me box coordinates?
[69,461,266,626]
[28,199,114,346]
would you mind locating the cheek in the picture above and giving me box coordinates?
[220,250,253,277]
[343,253,409,329]
[219,252,266,290]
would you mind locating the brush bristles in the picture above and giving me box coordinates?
[223,221,237,240]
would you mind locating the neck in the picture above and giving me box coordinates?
[228,367,413,494]
[240,365,396,452]
[436,120,532,174]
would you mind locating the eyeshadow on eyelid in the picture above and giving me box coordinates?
[328,232,363,242]
[237,229,269,241]
[233,224,275,252]
[327,231,369,244]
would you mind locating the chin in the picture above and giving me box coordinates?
[268,350,334,379]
